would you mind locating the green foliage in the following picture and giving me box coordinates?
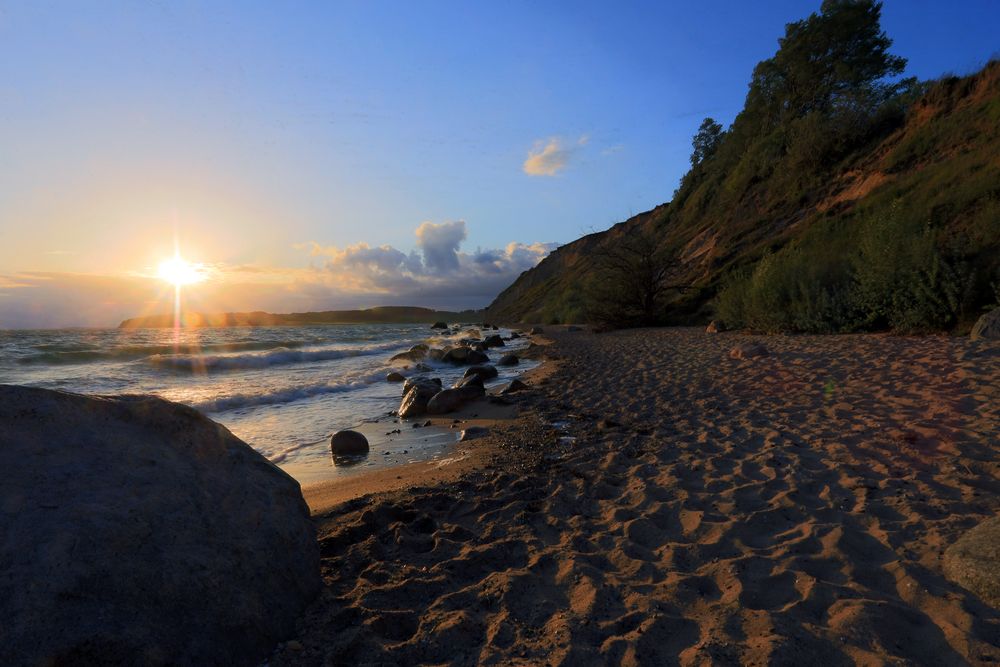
[690,117,724,167]
[718,205,977,333]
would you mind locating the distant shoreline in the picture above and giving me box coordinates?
[118,306,485,329]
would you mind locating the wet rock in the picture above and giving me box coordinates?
[464,365,498,381]
[497,354,519,366]
[0,386,319,666]
[483,334,505,348]
[431,321,448,329]
[501,379,529,394]
[460,426,489,441]
[729,343,769,360]
[330,430,369,457]
[386,372,405,382]
[390,348,425,363]
[453,374,487,398]
[442,347,489,366]
[944,515,1000,608]
[426,389,472,415]
[399,379,442,419]
[971,308,1000,341]
[530,326,544,334]
[404,376,442,394]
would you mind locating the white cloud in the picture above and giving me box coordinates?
[522,135,589,176]
[415,220,466,272]
[0,224,558,328]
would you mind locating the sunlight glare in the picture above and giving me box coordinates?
[157,255,204,286]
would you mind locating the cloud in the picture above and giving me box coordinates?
[523,139,570,176]
[415,220,467,272]
[0,224,557,328]
[306,223,556,306]
[522,135,589,176]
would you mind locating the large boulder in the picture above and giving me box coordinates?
[398,378,442,419]
[442,347,489,366]
[426,389,468,414]
[464,365,499,381]
[330,430,369,457]
[971,308,1000,341]
[944,516,1000,608]
[431,321,448,329]
[0,385,319,666]
[501,378,529,394]
[390,348,425,363]
[497,354,519,366]
[453,374,487,397]
[483,334,505,348]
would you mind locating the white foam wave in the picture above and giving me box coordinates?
[148,341,405,372]
[185,369,389,413]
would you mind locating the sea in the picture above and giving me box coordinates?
[0,323,534,484]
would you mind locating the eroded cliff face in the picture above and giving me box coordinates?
[487,62,1000,327]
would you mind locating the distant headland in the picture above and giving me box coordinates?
[118,306,483,329]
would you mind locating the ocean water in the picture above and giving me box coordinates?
[0,323,534,483]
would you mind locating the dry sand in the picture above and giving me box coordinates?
[274,327,1000,666]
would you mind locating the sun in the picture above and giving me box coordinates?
[157,255,204,286]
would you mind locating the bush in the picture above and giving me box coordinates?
[717,204,975,334]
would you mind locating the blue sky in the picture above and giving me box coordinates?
[0,1,998,326]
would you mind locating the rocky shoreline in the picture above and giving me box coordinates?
[275,326,1000,665]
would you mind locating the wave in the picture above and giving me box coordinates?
[18,340,311,365]
[147,341,407,373]
[184,369,388,413]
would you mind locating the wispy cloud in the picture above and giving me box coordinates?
[522,135,588,176]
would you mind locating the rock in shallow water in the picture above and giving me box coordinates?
[0,385,319,667]
[330,429,369,456]
[497,353,519,366]
[463,364,498,380]
[398,379,442,419]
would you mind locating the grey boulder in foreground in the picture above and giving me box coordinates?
[971,307,1000,340]
[944,515,1000,608]
[0,385,320,666]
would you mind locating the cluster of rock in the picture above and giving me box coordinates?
[0,386,319,666]
[398,372,489,418]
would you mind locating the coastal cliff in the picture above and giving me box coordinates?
[487,57,1000,332]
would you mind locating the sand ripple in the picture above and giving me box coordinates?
[275,328,1000,665]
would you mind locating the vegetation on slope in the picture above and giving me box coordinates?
[487,0,1000,333]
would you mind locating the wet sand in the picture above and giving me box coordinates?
[276,327,1000,665]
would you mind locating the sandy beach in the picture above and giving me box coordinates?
[274,327,1000,665]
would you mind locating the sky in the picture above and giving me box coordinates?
[1,1,998,328]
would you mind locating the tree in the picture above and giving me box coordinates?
[732,0,906,153]
[690,117,724,166]
[585,224,679,328]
